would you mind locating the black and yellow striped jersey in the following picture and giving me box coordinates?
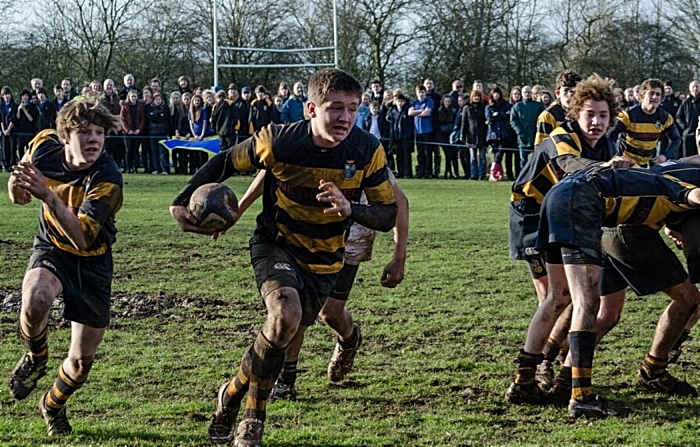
[609,105,677,166]
[27,129,123,256]
[174,120,395,274]
[534,101,566,146]
[573,165,700,230]
[511,120,615,204]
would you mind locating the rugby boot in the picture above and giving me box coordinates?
[268,379,297,402]
[328,324,362,382]
[38,393,72,437]
[535,360,556,390]
[208,381,240,444]
[637,369,697,397]
[568,394,620,419]
[505,382,550,405]
[9,352,47,400]
[233,418,264,447]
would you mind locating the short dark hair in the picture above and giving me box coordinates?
[555,70,583,89]
[307,68,363,105]
[415,85,426,92]
[37,87,47,95]
[640,78,664,97]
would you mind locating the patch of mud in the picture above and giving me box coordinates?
[0,287,241,328]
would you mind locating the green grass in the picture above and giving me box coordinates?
[1,172,700,446]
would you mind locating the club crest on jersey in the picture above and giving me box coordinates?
[344,160,356,179]
[656,120,662,128]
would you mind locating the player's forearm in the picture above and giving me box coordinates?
[391,191,409,262]
[350,202,397,232]
[171,151,237,207]
[237,169,266,217]
[43,192,89,250]
[663,127,682,159]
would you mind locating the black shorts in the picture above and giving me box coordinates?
[509,199,542,260]
[537,178,604,262]
[680,211,700,284]
[250,241,338,326]
[328,263,360,301]
[27,242,113,328]
[600,226,687,296]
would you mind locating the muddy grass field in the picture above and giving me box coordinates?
[2,174,700,446]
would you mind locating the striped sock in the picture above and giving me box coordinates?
[569,331,596,402]
[20,326,48,360]
[279,361,298,385]
[542,338,560,362]
[515,350,544,386]
[242,332,286,422]
[44,365,84,416]
[642,354,668,379]
[224,344,255,409]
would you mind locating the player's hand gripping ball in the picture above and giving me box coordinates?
[188,183,239,233]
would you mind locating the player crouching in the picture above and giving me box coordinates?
[7,100,123,436]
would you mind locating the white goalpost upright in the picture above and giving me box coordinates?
[212,0,339,87]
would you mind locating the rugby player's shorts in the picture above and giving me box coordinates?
[328,263,360,301]
[601,226,687,296]
[27,241,113,328]
[537,178,604,265]
[679,211,700,284]
[509,198,541,261]
[251,241,337,326]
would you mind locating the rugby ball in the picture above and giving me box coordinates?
[188,183,239,232]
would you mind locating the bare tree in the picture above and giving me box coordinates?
[40,0,149,82]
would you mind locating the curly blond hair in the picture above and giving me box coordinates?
[566,74,619,123]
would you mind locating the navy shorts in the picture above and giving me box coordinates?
[509,199,542,260]
[600,226,687,296]
[27,243,113,328]
[250,241,338,326]
[328,263,360,301]
[537,178,604,263]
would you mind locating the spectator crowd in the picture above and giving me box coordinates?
[1,74,696,182]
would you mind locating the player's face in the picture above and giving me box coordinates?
[577,100,610,147]
[558,86,575,109]
[63,123,106,169]
[641,87,662,112]
[307,91,359,148]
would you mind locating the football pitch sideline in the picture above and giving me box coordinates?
[1,173,700,446]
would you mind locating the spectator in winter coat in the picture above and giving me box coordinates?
[120,89,145,173]
[1,86,17,171]
[460,90,488,180]
[389,94,414,178]
[34,88,57,132]
[435,95,457,178]
[148,92,172,174]
[676,80,700,157]
[100,79,124,171]
[249,85,274,134]
[14,89,38,160]
[510,85,544,168]
[281,82,306,123]
[486,87,514,180]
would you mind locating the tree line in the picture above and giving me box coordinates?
[4,0,699,95]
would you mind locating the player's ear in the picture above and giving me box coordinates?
[306,100,317,119]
